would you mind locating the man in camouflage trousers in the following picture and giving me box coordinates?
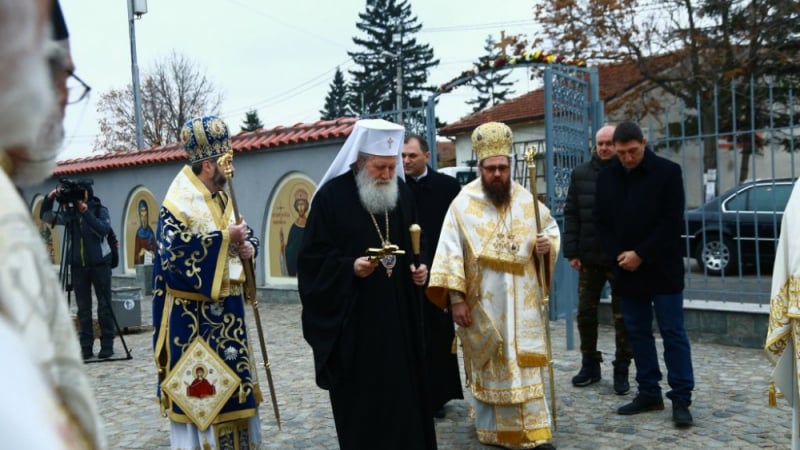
[563,124,633,395]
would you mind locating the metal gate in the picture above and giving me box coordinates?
[539,65,601,349]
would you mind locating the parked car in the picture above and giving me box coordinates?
[439,165,477,185]
[683,178,795,276]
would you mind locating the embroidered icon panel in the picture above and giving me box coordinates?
[162,336,241,431]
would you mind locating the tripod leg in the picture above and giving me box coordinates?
[103,292,133,360]
[85,275,134,364]
[96,265,132,360]
[58,217,73,308]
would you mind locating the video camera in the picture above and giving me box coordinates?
[56,177,94,204]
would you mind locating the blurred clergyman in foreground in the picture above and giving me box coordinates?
[0,0,105,448]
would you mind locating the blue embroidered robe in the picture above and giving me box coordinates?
[153,166,261,427]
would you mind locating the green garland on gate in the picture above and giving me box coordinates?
[437,50,586,93]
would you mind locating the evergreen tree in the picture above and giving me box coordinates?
[466,35,516,113]
[320,67,352,120]
[240,109,264,132]
[347,0,439,124]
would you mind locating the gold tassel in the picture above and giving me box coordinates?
[769,382,777,407]
[253,383,264,403]
[451,337,457,355]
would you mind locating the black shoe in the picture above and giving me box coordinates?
[98,348,114,359]
[534,444,556,450]
[617,395,665,415]
[672,402,693,427]
[613,361,630,395]
[433,407,446,419]
[81,350,93,361]
[572,355,601,387]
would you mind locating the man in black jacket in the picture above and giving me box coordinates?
[594,121,694,427]
[403,133,464,418]
[41,182,114,360]
[564,124,632,394]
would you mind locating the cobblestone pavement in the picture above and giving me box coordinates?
[86,299,791,449]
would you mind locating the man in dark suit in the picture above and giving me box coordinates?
[403,133,464,418]
[594,121,695,427]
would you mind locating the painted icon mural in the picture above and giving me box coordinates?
[266,174,316,279]
[30,195,61,265]
[124,188,158,270]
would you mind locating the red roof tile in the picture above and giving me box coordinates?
[54,117,358,176]
[438,56,675,136]
[436,141,456,167]
[438,90,546,136]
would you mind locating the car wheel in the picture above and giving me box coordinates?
[695,234,737,276]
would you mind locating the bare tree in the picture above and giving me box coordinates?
[528,0,800,180]
[94,51,223,152]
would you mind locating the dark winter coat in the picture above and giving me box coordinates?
[594,148,686,296]
[41,195,111,267]
[404,167,462,265]
[563,154,617,266]
[405,166,464,411]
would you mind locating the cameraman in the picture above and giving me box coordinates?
[41,180,115,360]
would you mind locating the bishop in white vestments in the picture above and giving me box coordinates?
[765,178,800,450]
[428,122,559,450]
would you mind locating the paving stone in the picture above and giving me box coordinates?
[84,300,793,449]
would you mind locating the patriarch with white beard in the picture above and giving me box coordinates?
[297,119,437,450]
[354,152,399,214]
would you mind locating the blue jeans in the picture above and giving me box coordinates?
[621,292,694,405]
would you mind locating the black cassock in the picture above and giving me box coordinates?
[405,168,464,411]
[298,172,437,450]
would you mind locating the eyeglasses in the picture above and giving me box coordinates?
[66,71,91,105]
[481,164,510,174]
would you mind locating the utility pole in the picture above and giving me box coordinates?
[382,50,402,124]
[127,0,147,150]
[396,57,403,125]
[393,25,403,126]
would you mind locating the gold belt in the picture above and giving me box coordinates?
[222,283,242,297]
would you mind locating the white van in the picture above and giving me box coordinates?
[438,166,477,186]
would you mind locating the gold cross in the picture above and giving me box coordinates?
[494,31,516,58]
[387,137,394,148]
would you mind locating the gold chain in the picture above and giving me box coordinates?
[369,210,390,245]
[495,205,519,252]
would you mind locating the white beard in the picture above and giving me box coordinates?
[0,3,61,186]
[355,168,398,214]
[10,118,63,187]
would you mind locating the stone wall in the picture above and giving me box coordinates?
[598,298,768,349]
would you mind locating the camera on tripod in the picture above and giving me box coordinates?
[56,177,93,205]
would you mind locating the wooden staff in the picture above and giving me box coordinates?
[217,152,282,430]
[524,147,557,430]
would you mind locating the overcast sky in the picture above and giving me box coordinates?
[58,0,540,160]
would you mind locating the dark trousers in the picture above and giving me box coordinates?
[72,263,114,351]
[576,263,632,364]
[620,292,694,404]
[423,301,463,410]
